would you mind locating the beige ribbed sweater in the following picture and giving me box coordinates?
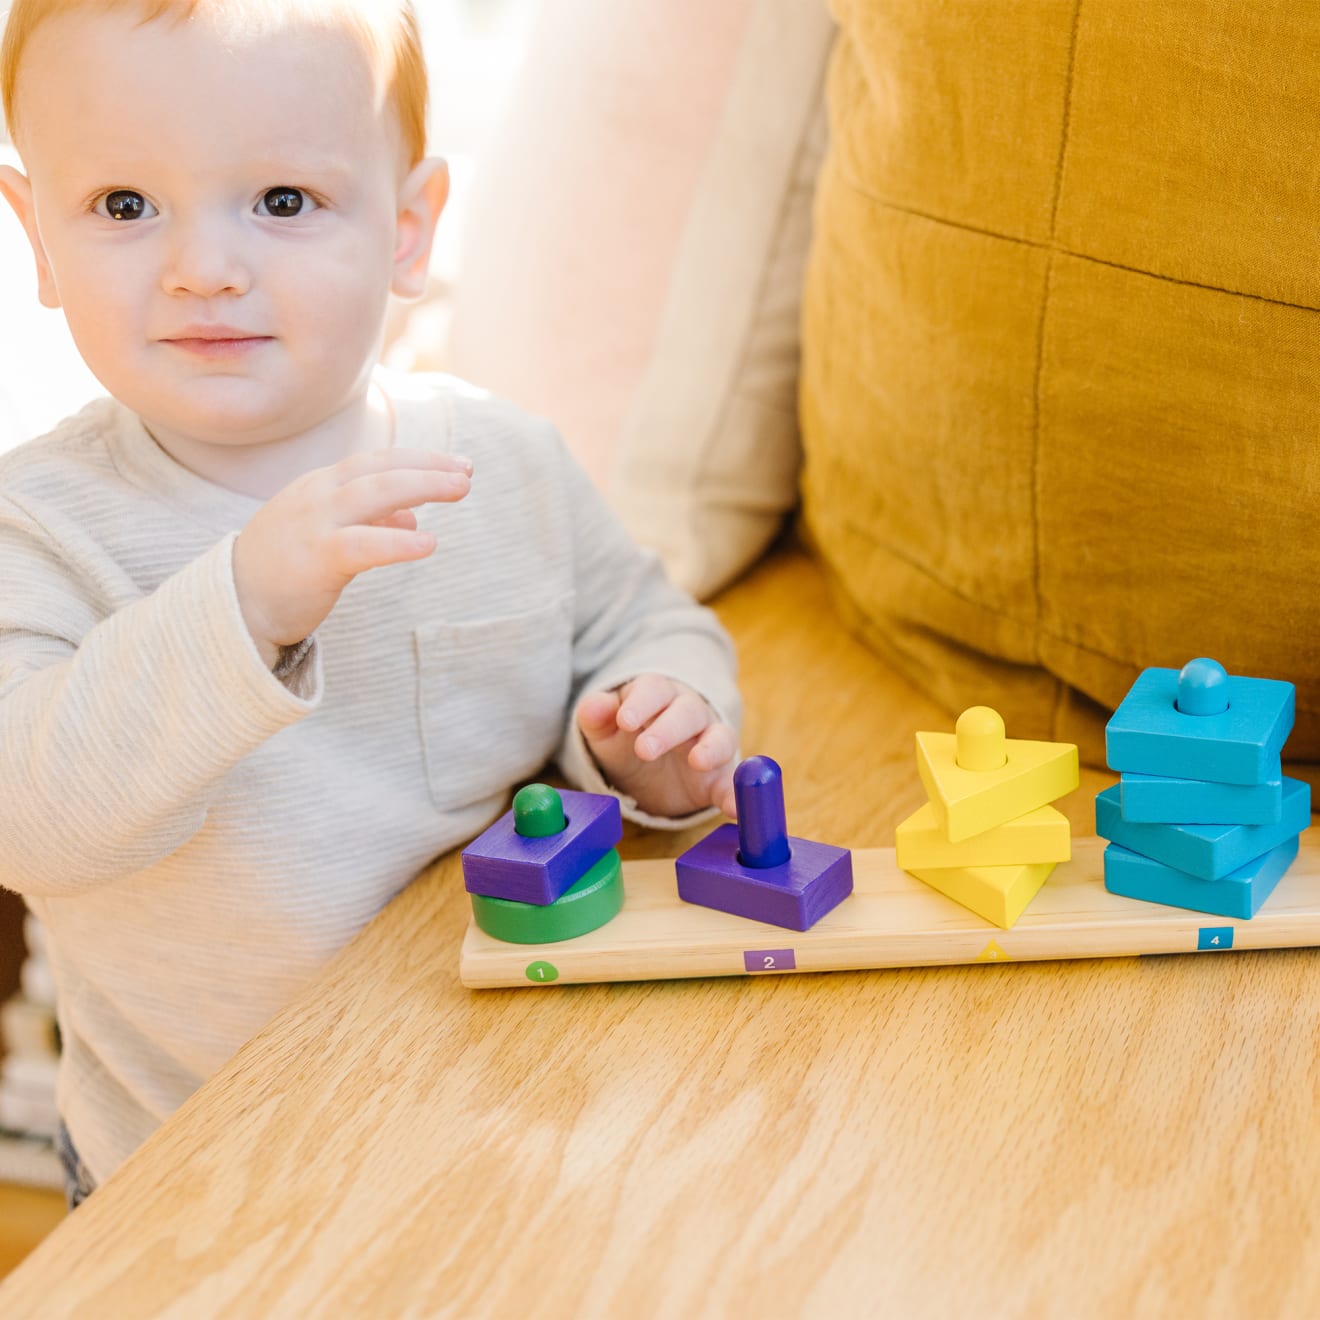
[0,368,740,1185]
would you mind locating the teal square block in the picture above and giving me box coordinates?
[1096,778,1310,880]
[1105,667,1294,785]
[1119,771,1283,825]
[1103,836,1299,920]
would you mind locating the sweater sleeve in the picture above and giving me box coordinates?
[550,435,743,829]
[0,518,321,897]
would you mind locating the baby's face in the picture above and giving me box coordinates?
[11,8,417,446]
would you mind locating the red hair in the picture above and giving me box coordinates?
[2,0,429,166]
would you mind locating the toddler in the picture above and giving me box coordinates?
[0,0,741,1205]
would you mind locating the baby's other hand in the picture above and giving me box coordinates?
[233,449,471,669]
[576,675,737,819]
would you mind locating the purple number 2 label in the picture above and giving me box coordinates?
[744,948,796,973]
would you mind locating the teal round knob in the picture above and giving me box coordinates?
[1176,657,1229,716]
[513,783,566,838]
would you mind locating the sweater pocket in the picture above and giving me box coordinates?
[413,595,574,812]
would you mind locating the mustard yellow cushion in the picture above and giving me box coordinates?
[800,0,1320,770]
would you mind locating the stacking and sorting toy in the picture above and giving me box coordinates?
[913,706,1078,843]
[896,801,1070,870]
[1096,778,1309,882]
[675,756,853,931]
[469,849,624,944]
[462,783,624,943]
[1100,836,1300,921]
[1098,658,1307,919]
[1105,657,1293,787]
[1118,770,1283,826]
[897,706,1078,928]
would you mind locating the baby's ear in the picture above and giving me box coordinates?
[0,165,61,309]
[390,157,450,301]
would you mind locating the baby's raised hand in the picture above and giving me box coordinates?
[233,448,471,669]
[576,675,737,819]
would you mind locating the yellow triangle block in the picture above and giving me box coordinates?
[910,860,1057,929]
[915,707,1079,842]
[895,801,1071,870]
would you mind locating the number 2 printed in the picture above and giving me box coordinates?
[743,948,797,973]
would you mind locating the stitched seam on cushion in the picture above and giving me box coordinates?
[1048,671,1068,741]
[835,523,1320,717]
[1048,0,1084,238]
[833,179,1320,316]
[838,507,1034,622]
[836,506,1320,715]
[832,506,1116,672]
[1028,256,1056,665]
[1031,0,1084,669]
[833,508,1153,672]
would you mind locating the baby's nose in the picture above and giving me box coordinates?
[160,217,252,298]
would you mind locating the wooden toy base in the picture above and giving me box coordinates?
[458,831,1320,989]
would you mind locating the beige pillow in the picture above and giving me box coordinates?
[611,2,833,599]
[434,0,835,600]
[439,0,755,489]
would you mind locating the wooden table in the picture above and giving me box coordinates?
[4,544,1319,1318]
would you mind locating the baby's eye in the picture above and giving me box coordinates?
[96,190,157,222]
[257,187,319,218]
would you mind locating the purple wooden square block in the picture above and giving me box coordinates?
[675,824,853,931]
[462,791,622,905]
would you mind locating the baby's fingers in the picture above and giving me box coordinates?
[329,524,435,577]
[372,510,418,531]
[576,689,623,744]
[334,467,470,528]
[616,674,680,735]
[333,447,474,481]
[688,721,738,774]
[686,723,739,816]
[631,688,711,761]
[709,764,737,818]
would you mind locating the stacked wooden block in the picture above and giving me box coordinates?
[1098,658,1309,919]
[676,756,852,931]
[461,784,625,944]
[896,707,1079,928]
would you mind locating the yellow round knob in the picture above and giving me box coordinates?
[955,706,1007,771]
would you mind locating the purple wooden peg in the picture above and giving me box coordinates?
[675,755,853,932]
[735,756,791,868]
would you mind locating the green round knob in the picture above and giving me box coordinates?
[513,783,566,838]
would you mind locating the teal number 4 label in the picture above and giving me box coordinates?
[1198,927,1234,951]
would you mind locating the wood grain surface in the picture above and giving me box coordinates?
[2,542,1318,1319]
[0,1183,64,1281]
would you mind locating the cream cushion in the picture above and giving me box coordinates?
[439,0,835,599]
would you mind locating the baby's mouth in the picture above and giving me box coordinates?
[163,335,274,357]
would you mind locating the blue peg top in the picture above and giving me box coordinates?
[1176,657,1229,716]
[734,755,792,869]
